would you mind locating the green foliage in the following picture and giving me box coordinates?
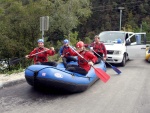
[48,53,61,63]
[84,37,92,44]
[55,40,62,52]
[64,31,78,46]
[86,31,96,40]
[0,0,150,72]
[0,35,23,58]
[142,21,150,42]
[46,0,91,36]
[4,68,24,75]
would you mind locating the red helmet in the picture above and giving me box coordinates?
[76,41,84,48]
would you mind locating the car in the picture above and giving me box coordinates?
[99,31,147,66]
[145,45,150,62]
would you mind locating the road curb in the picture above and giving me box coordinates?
[0,78,26,89]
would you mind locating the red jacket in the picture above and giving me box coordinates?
[62,46,74,57]
[69,49,98,72]
[90,42,107,57]
[28,47,55,64]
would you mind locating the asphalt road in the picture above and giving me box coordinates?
[0,59,150,113]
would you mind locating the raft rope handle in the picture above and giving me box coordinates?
[26,67,74,76]
[47,66,92,79]
[26,66,92,79]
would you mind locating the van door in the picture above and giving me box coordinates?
[126,32,146,60]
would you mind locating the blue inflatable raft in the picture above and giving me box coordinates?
[25,61,106,93]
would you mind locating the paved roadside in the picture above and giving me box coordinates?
[0,71,26,89]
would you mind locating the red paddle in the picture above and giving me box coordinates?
[94,67,110,83]
[69,46,110,83]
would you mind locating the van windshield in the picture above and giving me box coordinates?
[99,32,125,43]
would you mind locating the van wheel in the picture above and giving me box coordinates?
[120,55,126,67]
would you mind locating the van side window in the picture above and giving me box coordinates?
[125,33,131,45]
[125,33,128,40]
[130,35,136,45]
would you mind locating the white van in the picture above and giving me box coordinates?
[99,31,146,66]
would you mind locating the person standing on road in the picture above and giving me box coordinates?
[25,39,57,66]
[85,35,107,63]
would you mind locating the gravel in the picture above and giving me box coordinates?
[0,72,25,89]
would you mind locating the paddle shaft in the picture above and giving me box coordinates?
[91,49,113,66]
[10,49,51,63]
[69,46,102,72]
[69,45,110,82]
[92,49,121,74]
[29,49,50,57]
[69,46,90,63]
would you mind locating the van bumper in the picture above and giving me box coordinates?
[106,55,123,64]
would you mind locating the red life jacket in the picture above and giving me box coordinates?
[62,46,71,57]
[28,47,55,64]
[92,42,105,53]
[35,47,47,63]
[78,50,97,72]
[78,51,87,65]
